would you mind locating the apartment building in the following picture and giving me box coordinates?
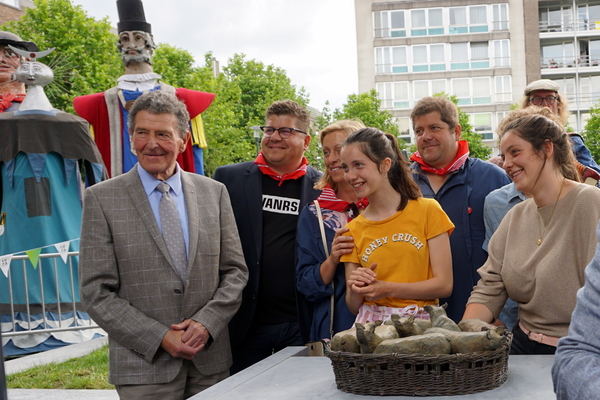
[356,1,600,154]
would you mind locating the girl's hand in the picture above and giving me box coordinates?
[352,279,390,301]
[329,227,353,264]
[347,263,377,288]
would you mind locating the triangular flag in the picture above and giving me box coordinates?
[0,254,12,277]
[26,248,42,269]
[55,240,70,263]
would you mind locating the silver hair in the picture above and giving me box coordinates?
[128,91,190,138]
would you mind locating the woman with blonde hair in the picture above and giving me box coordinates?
[296,120,365,341]
[464,114,600,354]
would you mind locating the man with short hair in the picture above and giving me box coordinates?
[80,90,248,399]
[74,0,214,177]
[409,96,510,322]
[214,100,321,373]
[0,31,38,112]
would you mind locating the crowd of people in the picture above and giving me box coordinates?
[3,15,600,400]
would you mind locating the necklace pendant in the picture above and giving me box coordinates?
[537,239,542,246]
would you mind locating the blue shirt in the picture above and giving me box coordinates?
[553,222,600,398]
[137,163,189,255]
[482,182,529,251]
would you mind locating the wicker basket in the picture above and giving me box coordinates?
[325,332,512,396]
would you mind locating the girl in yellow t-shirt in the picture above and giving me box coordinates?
[340,128,454,323]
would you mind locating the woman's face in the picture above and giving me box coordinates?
[340,143,389,199]
[322,130,348,184]
[500,129,546,194]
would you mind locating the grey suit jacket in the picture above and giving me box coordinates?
[79,166,248,385]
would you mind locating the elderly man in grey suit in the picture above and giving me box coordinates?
[79,90,248,400]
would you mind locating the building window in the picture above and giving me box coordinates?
[470,6,488,32]
[451,42,489,70]
[495,76,512,103]
[374,10,406,38]
[472,113,493,140]
[449,7,468,34]
[413,81,429,102]
[452,78,471,105]
[541,42,575,68]
[493,40,510,67]
[577,4,600,31]
[431,80,447,96]
[393,82,410,109]
[472,77,492,104]
[376,82,393,109]
[392,46,408,73]
[397,117,411,144]
[539,5,573,32]
[375,47,391,74]
[411,8,444,36]
[492,4,509,31]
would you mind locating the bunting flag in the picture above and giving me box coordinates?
[0,254,13,277]
[25,248,42,269]
[54,240,71,263]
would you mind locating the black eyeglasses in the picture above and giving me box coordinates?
[529,96,558,106]
[260,126,306,139]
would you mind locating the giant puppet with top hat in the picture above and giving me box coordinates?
[73,0,215,177]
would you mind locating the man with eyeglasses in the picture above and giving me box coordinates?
[0,32,38,112]
[520,79,600,177]
[214,100,321,374]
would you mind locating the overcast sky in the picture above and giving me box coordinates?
[69,0,359,111]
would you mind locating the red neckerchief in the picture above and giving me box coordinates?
[410,140,470,175]
[316,185,368,221]
[254,152,308,186]
[0,92,25,113]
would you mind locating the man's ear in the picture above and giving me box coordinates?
[454,124,462,140]
[303,132,311,151]
[180,131,191,153]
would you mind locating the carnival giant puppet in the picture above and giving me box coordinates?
[74,0,215,177]
[0,32,37,112]
[0,44,106,355]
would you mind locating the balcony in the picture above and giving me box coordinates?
[541,55,600,72]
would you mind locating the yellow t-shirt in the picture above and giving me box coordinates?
[341,197,454,309]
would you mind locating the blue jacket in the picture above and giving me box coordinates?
[296,204,355,341]
[411,158,511,322]
[570,133,600,174]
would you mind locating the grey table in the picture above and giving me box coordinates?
[191,346,555,399]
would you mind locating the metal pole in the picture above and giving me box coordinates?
[0,330,8,400]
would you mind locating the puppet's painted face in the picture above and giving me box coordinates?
[14,61,53,87]
[117,30,155,66]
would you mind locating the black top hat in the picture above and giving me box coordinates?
[116,0,152,34]
[0,31,38,52]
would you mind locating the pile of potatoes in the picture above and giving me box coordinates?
[330,304,509,355]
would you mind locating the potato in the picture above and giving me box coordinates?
[424,304,461,332]
[331,326,359,353]
[425,327,508,354]
[458,318,497,332]
[373,333,451,355]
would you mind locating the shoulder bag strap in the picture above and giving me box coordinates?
[314,200,335,338]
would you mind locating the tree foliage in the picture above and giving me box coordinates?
[582,102,600,162]
[2,0,121,112]
[408,93,492,160]
[317,89,399,135]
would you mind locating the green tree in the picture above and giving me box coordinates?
[408,93,492,160]
[582,102,600,162]
[317,89,400,136]
[2,0,121,112]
